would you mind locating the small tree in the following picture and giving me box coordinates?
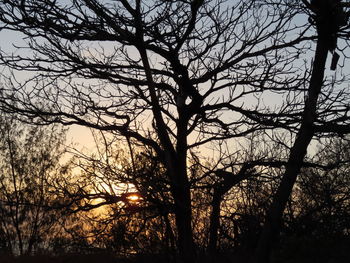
[0,113,70,256]
[294,138,350,238]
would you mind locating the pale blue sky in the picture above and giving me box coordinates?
[0,2,348,159]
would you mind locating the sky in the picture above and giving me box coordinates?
[0,1,347,160]
[0,11,307,156]
[0,28,98,150]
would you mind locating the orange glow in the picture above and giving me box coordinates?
[126,194,141,202]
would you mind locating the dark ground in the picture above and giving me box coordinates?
[1,238,349,263]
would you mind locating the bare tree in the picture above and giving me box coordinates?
[0,1,313,261]
[252,1,350,262]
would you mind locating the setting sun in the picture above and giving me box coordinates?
[126,194,141,202]
[121,192,142,204]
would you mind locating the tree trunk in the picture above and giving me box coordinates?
[164,139,195,263]
[174,198,195,263]
[171,162,196,263]
[252,34,329,263]
[208,191,222,258]
[208,167,253,258]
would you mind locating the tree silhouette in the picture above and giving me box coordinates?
[0,113,70,256]
[0,1,311,261]
[253,1,350,262]
[5,0,350,262]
